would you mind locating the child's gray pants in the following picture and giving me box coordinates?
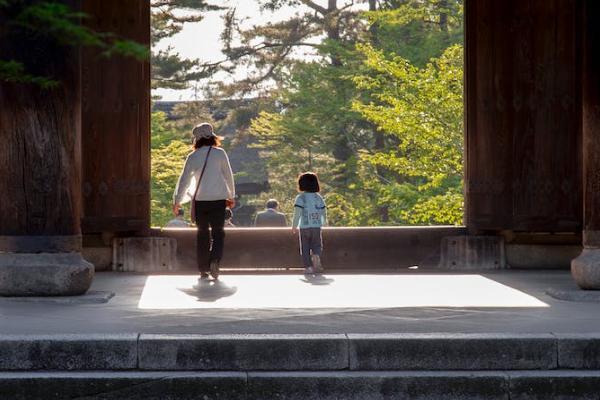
[299,227,323,268]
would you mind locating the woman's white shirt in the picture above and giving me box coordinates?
[173,146,235,204]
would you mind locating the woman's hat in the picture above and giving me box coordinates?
[192,122,216,139]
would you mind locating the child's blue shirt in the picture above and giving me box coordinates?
[292,192,327,228]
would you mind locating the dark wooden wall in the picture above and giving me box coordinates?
[81,0,151,234]
[465,0,582,233]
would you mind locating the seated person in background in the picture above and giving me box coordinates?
[165,208,190,228]
[254,199,287,227]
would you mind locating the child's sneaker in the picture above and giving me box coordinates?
[311,255,323,273]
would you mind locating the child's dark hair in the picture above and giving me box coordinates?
[297,172,320,193]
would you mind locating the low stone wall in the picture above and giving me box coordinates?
[81,227,581,272]
[156,226,466,271]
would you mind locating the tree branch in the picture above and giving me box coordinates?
[298,0,328,15]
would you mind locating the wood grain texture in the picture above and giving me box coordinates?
[0,0,82,238]
[81,0,151,234]
[465,0,582,233]
[582,0,600,245]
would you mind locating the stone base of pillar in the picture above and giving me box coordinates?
[439,235,506,270]
[571,248,600,290]
[0,253,94,296]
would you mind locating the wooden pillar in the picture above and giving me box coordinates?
[572,0,600,289]
[465,0,581,234]
[81,0,151,236]
[0,1,93,296]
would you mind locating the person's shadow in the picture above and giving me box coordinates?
[178,279,238,302]
[300,274,335,286]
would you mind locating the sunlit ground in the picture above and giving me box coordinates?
[137,274,549,310]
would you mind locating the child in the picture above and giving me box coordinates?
[292,172,327,275]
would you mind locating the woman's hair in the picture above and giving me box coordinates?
[297,172,320,193]
[194,135,221,149]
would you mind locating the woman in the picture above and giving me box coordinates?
[173,122,235,281]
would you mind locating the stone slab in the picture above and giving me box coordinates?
[113,237,177,272]
[571,248,600,289]
[247,371,509,400]
[0,253,94,296]
[0,290,114,304]
[0,334,138,371]
[506,245,580,270]
[0,372,247,400]
[508,371,600,400]
[439,235,506,270]
[348,333,557,370]
[546,287,600,302]
[138,334,348,371]
[557,334,600,369]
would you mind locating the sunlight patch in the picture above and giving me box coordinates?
[137,274,549,310]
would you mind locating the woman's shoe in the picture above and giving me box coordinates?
[210,260,220,280]
[304,266,315,276]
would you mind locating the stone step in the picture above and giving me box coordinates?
[1,333,599,372]
[2,370,600,399]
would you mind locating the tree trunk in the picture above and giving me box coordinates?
[0,0,93,296]
[0,3,81,237]
[438,0,449,32]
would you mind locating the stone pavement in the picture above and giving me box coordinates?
[1,270,599,335]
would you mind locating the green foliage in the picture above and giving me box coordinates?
[0,59,59,88]
[246,0,464,226]
[151,111,192,227]
[149,0,465,227]
[352,44,464,225]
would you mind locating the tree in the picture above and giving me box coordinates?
[249,0,464,225]
[214,0,375,97]
[151,0,223,90]
[352,44,464,224]
[150,111,192,226]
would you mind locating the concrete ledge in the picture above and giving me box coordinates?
[4,371,600,400]
[348,334,557,370]
[0,334,138,371]
[5,333,600,372]
[507,245,581,270]
[0,372,247,400]
[0,290,114,304]
[247,371,509,400]
[546,287,600,302]
[158,226,466,270]
[557,335,600,369]
[138,334,348,371]
[507,371,600,400]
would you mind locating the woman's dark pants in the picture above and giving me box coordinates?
[194,200,226,272]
